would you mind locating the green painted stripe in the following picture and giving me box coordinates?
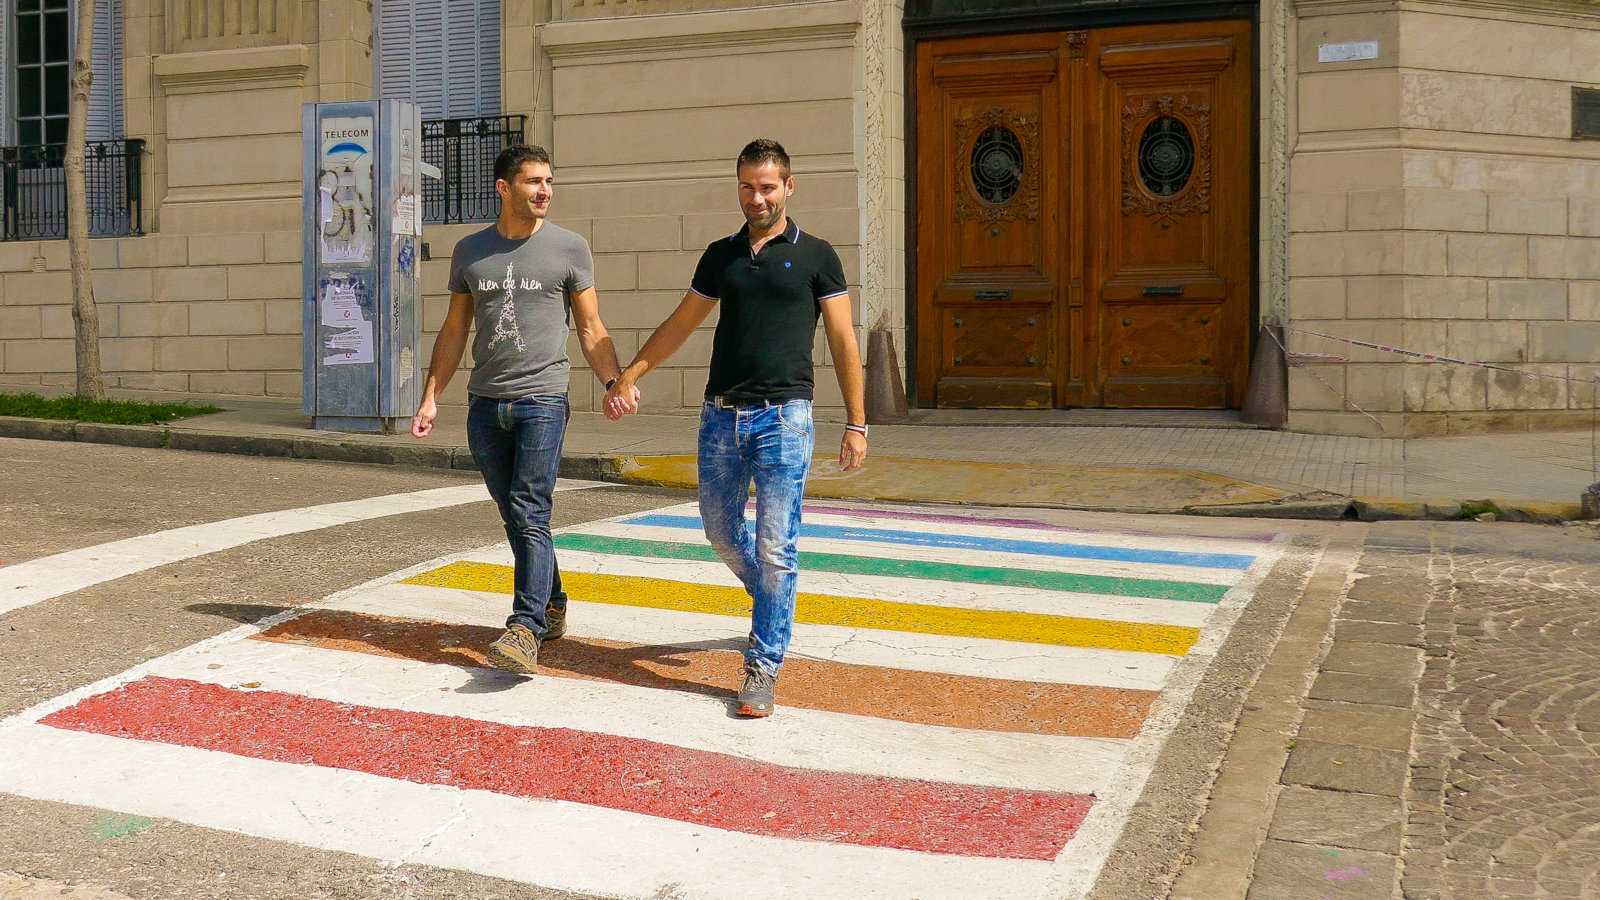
[555,533,1227,603]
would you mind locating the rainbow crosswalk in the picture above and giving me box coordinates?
[0,499,1283,899]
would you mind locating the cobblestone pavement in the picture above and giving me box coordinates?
[1246,522,1600,899]
[1398,522,1600,899]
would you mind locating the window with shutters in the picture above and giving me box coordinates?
[375,0,501,119]
[0,0,123,146]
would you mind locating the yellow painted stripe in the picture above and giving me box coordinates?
[404,562,1199,656]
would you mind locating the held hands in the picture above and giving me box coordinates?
[839,430,867,471]
[604,378,641,421]
[411,397,437,438]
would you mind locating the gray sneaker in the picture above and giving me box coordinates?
[486,624,540,674]
[737,665,777,718]
[544,604,566,641]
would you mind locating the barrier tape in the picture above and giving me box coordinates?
[1288,327,1600,387]
[1264,327,1385,430]
[1273,326,1600,468]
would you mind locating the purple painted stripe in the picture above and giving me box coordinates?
[740,501,1279,544]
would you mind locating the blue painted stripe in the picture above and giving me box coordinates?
[622,515,1256,571]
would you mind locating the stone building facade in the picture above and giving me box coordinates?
[0,0,1594,436]
[1284,0,1600,435]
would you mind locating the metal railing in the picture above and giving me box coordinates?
[0,139,144,241]
[421,115,526,225]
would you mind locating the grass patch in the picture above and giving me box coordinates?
[0,391,222,425]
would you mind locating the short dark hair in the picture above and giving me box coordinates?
[495,145,552,184]
[736,139,791,180]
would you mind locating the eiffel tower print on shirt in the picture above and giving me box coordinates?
[487,261,527,354]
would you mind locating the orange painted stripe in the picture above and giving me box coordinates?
[254,610,1157,739]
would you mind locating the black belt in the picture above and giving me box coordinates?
[710,395,794,409]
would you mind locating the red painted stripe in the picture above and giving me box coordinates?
[42,676,1093,860]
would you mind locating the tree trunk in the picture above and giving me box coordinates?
[67,0,103,400]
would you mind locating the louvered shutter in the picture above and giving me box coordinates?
[86,0,123,140]
[441,1,474,118]
[377,0,420,109]
[378,0,499,118]
[378,0,452,119]
[474,0,501,116]
[0,13,9,144]
[61,0,125,141]
[410,0,447,117]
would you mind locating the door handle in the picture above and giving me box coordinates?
[974,289,1011,301]
[1142,285,1184,297]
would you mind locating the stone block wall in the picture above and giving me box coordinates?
[0,232,303,397]
[1286,0,1600,436]
[134,0,370,237]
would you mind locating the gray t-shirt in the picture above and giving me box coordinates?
[448,222,594,399]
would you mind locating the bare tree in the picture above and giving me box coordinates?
[66,0,103,400]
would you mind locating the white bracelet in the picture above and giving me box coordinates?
[844,423,869,437]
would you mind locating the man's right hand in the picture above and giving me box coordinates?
[604,379,641,421]
[411,397,438,438]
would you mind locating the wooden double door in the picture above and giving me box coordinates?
[914,20,1253,409]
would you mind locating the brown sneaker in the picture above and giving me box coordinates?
[486,624,540,674]
[544,604,567,641]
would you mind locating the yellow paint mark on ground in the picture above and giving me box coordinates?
[607,454,1285,511]
[405,562,1199,656]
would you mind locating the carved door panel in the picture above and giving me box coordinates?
[915,33,1077,408]
[1088,21,1253,408]
[913,22,1251,410]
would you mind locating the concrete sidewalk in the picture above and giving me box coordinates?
[2,394,1594,521]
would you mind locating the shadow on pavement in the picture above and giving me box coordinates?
[184,602,292,626]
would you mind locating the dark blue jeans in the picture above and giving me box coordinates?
[467,393,568,636]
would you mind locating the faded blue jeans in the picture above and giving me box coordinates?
[698,397,814,675]
[467,393,568,637]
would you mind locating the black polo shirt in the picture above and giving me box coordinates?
[690,218,849,403]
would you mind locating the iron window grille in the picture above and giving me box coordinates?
[421,115,526,225]
[0,138,144,241]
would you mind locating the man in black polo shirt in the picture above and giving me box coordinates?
[604,138,868,718]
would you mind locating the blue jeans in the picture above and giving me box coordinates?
[467,393,569,637]
[697,398,814,675]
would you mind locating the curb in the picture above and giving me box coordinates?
[2,415,1586,524]
[1182,491,1581,525]
[0,414,620,486]
[1184,493,1354,521]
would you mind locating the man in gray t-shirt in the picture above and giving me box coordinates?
[411,145,635,676]
[449,222,592,400]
